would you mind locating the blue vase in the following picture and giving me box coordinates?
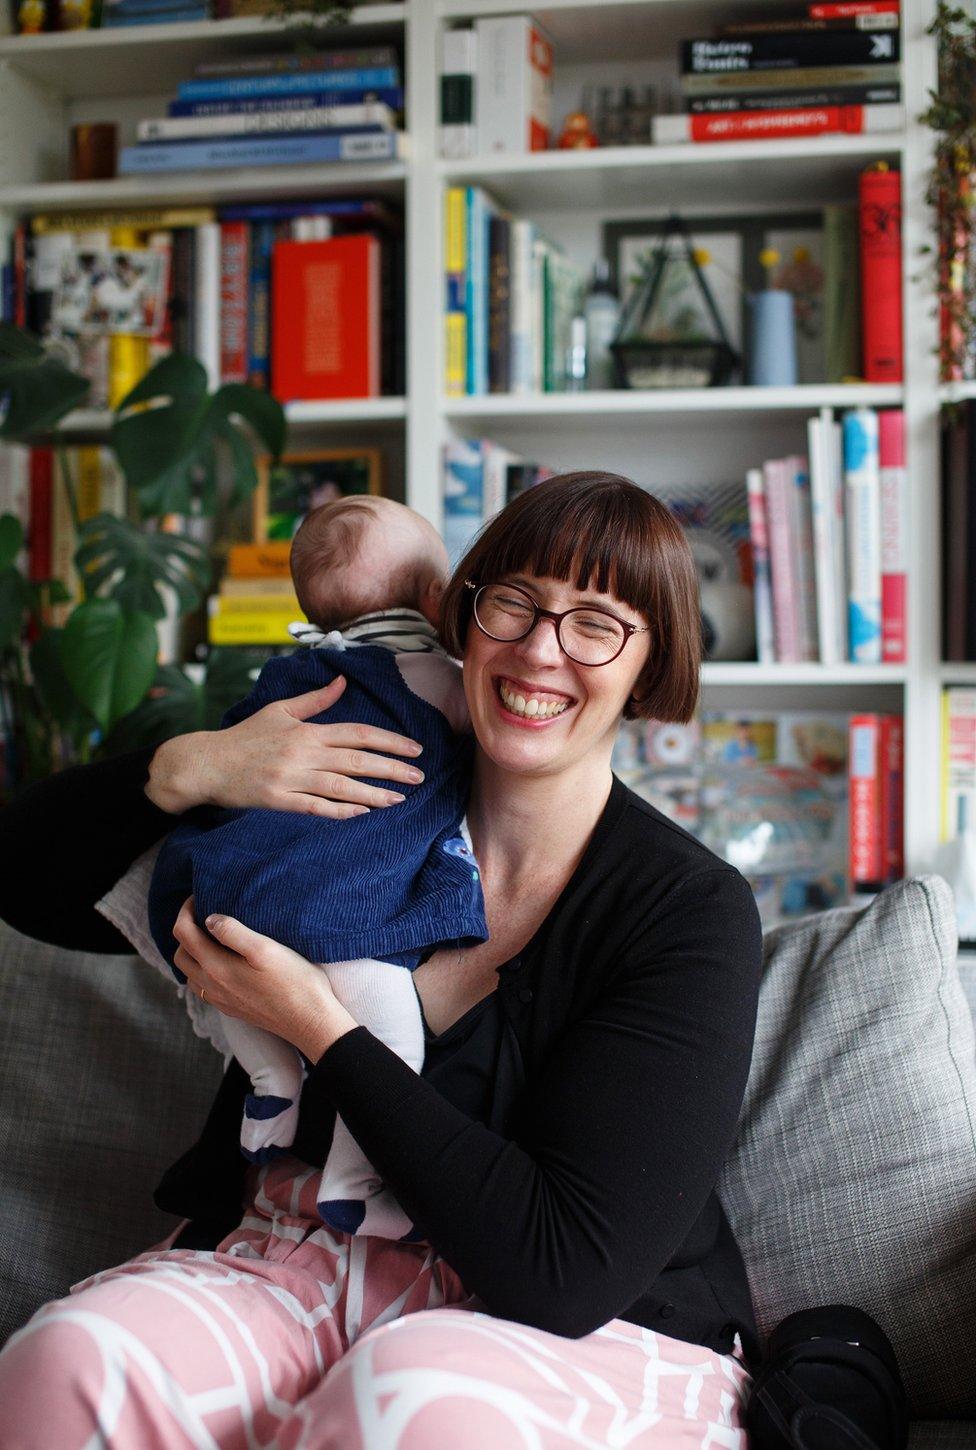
[748,289,797,387]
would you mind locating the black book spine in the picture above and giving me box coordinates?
[169,227,194,357]
[488,213,512,395]
[966,399,976,660]
[681,29,900,73]
[686,83,900,112]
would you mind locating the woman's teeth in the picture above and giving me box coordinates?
[499,683,569,719]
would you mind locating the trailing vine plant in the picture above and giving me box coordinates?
[920,2,976,380]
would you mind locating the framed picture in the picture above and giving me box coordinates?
[603,211,825,383]
[252,448,383,543]
[51,245,169,338]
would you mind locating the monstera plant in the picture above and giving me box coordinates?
[0,322,285,784]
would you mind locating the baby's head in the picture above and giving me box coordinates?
[290,494,451,632]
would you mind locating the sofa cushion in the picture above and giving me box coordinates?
[721,875,976,1420]
[0,919,224,1345]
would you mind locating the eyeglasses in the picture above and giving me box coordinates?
[464,580,648,667]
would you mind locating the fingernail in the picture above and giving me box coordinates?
[205,915,223,930]
[351,806,369,816]
[407,743,423,756]
[406,770,424,783]
[387,791,405,803]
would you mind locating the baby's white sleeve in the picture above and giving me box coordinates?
[395,653,471,734]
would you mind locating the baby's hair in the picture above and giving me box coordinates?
[290,496,436,630]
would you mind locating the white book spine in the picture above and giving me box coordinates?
[745,465,776,664]
[764,458,801,662]
[531,236,547,392]
[440,27,477,159]
[823,408,849,661]
[808,413,840,665]
[195,222,221,393]
[137,103,394,143]
[476,15,553,156]
[842,406,882,664]
[509,218,535,395]
[787,453,819,661]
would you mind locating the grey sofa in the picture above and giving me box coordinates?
[2,874,975,1446]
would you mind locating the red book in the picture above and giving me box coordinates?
[219,220,250,384]
[859,164,903,382]
[13,222,27,329]
[849,712,885,888]
[878,408,907,663]
[809,1,899,15]
[879,713,904,882]
[654,104,901,145]
[270,234,381,402]
[28,447,52,584]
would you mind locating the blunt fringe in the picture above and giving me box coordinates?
[439,471,701,723]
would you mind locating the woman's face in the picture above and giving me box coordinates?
[462,572,651,780]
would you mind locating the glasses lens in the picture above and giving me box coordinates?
[561,609,626,665]
[475,584,537,640]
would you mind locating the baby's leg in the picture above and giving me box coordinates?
[219,1015,305,1163]
[316,958,424,1240]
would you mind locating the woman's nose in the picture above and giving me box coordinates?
[515,616,564,666]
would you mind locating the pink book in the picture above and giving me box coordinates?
[879,408,907,663]
[763,458,802,662]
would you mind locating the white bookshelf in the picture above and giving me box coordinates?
[0,0,949,881]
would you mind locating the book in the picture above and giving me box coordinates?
[271,234,381,401]
[849,713,885,888]
[941,688,976,839]
[120,131,407,175]
[28,448,53,590]
[440,26,477,159]
[488,210,512,393]
[219,576,302,597]
[764,457,802,662]
[686,84,900,110]
[509,217,536,394]
[807,410,845,665]
[859,163,903,382]
[746,466,775,664]
[138,102,395,143]
[194,45,399,79]
[941,399,975,660]
[878,408,907,664]
[842,408,883,664]
[227,541,291,578]
[168,87,405,117]
[880,712,904,880]
[653,102,903,143]
[787,454,819,661]
[466,187,493,395]
[31,208,216,234]
[443,436,485,567]
[810,0,899,15]
[722,13,899,31]
[0,444,30,573]
[219,197,399,225]
[475,14,553,155]
[823,203,861,381]
[177,68,400,104]
[214,590,301,614]
[194,221,220,391]
[443,187,467,397]
[681,31,900,72]
[682,63,901,93]
[207,598,300,646]
[219,220,249,384]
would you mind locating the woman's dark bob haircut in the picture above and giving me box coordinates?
[440,470,701,723]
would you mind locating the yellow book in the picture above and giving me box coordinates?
[220,576,301,598]
[227,542,292,579]
[444,187,467,398]
[215,592,302,615]
[207,602,298,646]
[32,208,215,235]
[109,226,151,409]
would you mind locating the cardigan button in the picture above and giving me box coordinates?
[517,987,534,1004]
[659,1302,676,1319]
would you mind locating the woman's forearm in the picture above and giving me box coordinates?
[145,731,219,814]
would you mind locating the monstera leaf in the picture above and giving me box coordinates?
[102,648,266,755]
[0,322,91,438]
[75,512,212,621]
[59,599,159,734]
[29,627,98,742]
[110,354,286,518]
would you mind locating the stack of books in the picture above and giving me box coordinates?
[747,405,907,666]
[438,14,553,160]
[442,437,553,566]
[119,43,407,175]
[207,541,302,645]
[443,185,586,397]
[654,0,903,145]
[8,199,404,405]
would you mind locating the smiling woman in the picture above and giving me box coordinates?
[0,471,764,1448]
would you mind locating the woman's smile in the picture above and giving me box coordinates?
[493,674,577,726]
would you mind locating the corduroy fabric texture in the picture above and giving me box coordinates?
[720,875,976,1421]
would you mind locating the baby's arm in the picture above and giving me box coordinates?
[395,653,471,734]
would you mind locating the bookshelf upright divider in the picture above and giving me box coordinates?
[0,0,949,887]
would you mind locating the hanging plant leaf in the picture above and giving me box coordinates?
[75,512,211,621]
[0,322,91,438]
[110,353,285,518]
[102,649,265,755]
[60,599,159,733]
[0,513,24,568]
[0,567,27,650]
[29,627,98,741]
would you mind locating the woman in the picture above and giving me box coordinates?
[0,472,764,1446]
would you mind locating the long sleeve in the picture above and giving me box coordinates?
[309,866,763,1339]
[0,747,179,951]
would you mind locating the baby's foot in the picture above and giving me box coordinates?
[239,1093,300,1163]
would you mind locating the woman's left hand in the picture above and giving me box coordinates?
[172,898,357,1062]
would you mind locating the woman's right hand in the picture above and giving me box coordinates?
[145,675,424,819]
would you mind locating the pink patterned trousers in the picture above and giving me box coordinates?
[0,1155,753,1448]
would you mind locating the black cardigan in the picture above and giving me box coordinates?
[0,749,765,1365]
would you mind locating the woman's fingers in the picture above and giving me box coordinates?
[283,675,348,720]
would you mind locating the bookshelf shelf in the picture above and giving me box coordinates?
[443,386,905,421]
[940,664,976,683]
[438,136,906,211]
[939,383,976,404]
[701,663,909,687]
[52,399,408,436]
[0,7,406,97]
[0,162,407,211]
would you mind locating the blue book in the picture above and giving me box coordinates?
[168,87,404,117]
[247,220,275,390]
[220,200,385,223]
[118,130,405,174]
[442,438,485,569]
[176,68,399,102]
[465,188,490,396]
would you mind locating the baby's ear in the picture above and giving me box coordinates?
[421,575,445,626]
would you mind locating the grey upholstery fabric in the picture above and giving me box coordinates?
[909,1427,976,1449]
[0,919,223,1345]
[721,875,976,1421]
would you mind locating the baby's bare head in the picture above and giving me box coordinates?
[290,495,451,631]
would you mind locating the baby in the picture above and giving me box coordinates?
[147,496,487,1242]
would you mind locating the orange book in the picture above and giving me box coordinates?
[271,234,381,402]
[227,541,292,579]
